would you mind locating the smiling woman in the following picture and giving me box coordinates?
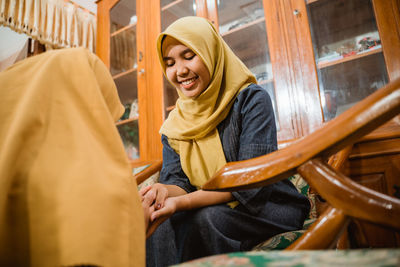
[162,36,211,99]
[142,16,310,267]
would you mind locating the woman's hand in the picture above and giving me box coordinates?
[140,187,155,231]
[139,183,169,210]
[146,197,179,238]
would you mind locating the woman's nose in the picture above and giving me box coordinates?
[176,63,189,76]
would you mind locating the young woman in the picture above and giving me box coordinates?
[141,16,310,266]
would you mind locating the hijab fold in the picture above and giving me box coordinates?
[158,17,256,188]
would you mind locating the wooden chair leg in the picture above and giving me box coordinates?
[286,206,350,250]
[336,228,350,249]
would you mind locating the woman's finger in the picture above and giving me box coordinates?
[142,189,156,206]
[139,185,152,198]
[154,188,167,210]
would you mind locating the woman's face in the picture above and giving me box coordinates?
[162,36,210,99]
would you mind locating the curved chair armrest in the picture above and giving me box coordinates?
[133,160,163,185]
[298,158,400,230]
[203,78,400,191]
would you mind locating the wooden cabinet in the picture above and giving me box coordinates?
[343,126,400,247]
[97,0,400,155]
[97,0,400,246]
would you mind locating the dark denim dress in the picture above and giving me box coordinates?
[146,84,310,266]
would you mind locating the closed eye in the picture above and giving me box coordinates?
[164,58,174,67]
[184,52,196,60]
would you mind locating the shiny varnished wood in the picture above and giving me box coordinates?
[203,78,400,191]
[372,0,400,81]
[96,0,119,68]
[344,137,400,247]
[133,160,163,185]
[298,159,400,230]
[203,79,400,249]
[287,206,350,250]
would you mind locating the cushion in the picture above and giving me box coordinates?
[173,249,400,267]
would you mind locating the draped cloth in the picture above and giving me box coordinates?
[158,16,256,188]
[0,0,96,52]
[0,48,145,267]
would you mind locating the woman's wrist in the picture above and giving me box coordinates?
[174,194,191,212]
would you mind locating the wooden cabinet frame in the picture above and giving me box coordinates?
[97,0,400,158]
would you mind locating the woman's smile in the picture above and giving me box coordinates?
[180,77,198,89]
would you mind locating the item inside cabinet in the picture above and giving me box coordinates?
[117,120,140,160]
[307,0,380,63]
[318,53,388,120]
[114,70,138,120]
[110,0,136,32]
[306,0,389,121]
[161,0,196,31]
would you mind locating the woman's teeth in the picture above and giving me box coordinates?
[181,77,196,85]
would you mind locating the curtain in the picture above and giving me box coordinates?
[0,0,96,52]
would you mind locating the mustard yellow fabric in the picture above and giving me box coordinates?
[0,48,145,267]
[158,16,257,188]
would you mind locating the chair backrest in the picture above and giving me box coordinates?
[203,78,400,250]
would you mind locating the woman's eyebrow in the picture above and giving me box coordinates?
[163,48,194,61]
[180,48,194,56]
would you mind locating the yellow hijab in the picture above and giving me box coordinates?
[158,16,256,188]
[0,48,144,267]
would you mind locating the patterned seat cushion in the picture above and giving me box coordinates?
[252,174,317,250]
[174,249,400,267]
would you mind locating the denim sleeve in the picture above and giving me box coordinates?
[159,135,197,193]
[231,85,278,214]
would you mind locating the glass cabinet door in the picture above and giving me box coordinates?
[216,0,279,130]
[160,0,197,117]
[110,0,140,160]
[306,0,389,121]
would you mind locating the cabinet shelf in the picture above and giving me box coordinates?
[307,0,319,4]
[221,17,265,37]
[116,116,139,126]
[111,22,137,37]
[258,78,274,85]
[222,17,268,66]
[161,0,184,11]
[112,67,137,80]
[318,47,382,69]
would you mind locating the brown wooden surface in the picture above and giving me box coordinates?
[138,0,163,161]
[205,0,219,28]
[96,0,164,161]
[372,0,400,81]
[360,119,400,141]
[284,0,323,136]
[133,159,163,185]
[97,0,400,162]
[327,145,353,171]
[344,139,400,247]
[203,79,400,191]
[299,159,400,230]
[202,79,400,249]
[96,0,118,68]
[195,0,208,19]
[287,206,350,250]
[263,0,299,141]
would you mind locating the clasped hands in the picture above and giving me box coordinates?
[140,183,179,238]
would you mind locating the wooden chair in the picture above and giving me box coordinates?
[202,78,400,250]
